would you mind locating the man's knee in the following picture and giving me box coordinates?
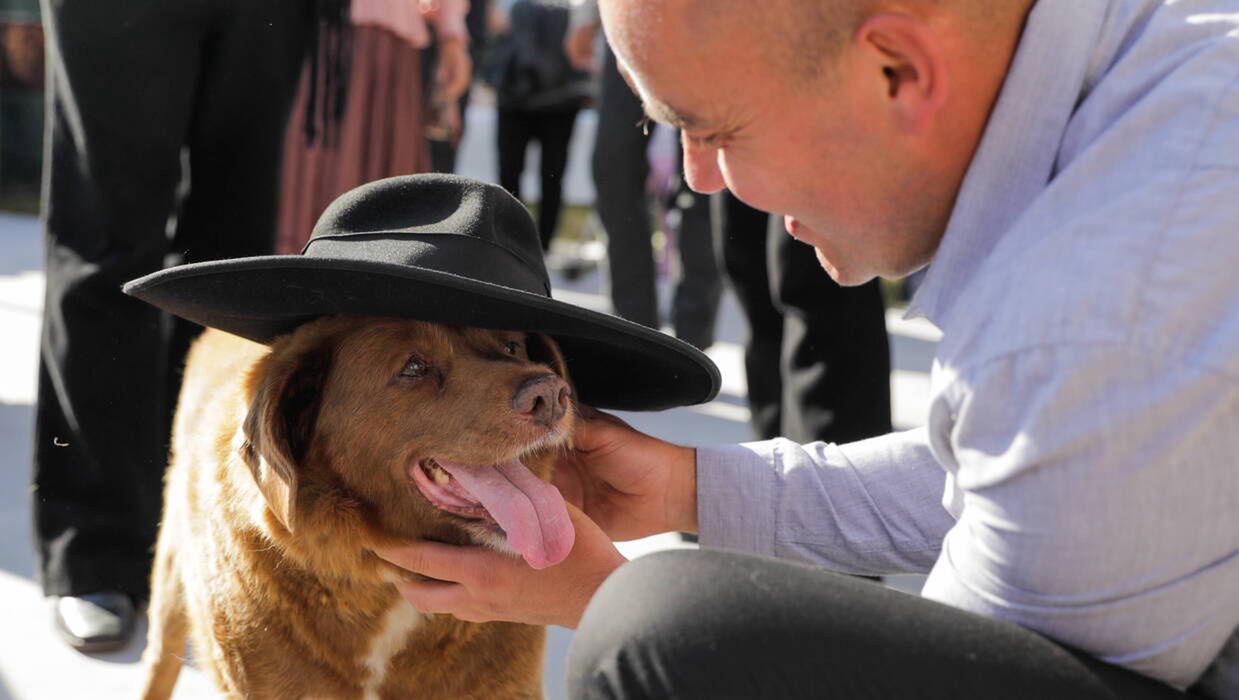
[567,550,717,698]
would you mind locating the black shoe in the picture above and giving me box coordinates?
[51,592,136,652]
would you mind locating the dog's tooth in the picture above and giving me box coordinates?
[432,467,450,485]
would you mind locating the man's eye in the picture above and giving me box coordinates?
[400,356,430,379]
[685,130,733,150]
[504,341,521,356]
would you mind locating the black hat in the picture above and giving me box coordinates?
[123,174,720,411]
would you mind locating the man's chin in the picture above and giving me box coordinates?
[814,247,877,287]
[785,217,873,286]
[813,247,841,280]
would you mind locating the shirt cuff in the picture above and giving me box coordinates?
[696,442,781,557]
[696,429,950,574]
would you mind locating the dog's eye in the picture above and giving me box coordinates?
[504,341,521,356]
[399,355,430,379]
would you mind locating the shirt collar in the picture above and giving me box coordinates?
[905,0,1111,327]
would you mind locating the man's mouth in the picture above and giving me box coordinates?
[408,456,574,569]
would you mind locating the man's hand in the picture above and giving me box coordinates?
[374,504,626,629]
[554,408,698,541]
[433,37,472,102]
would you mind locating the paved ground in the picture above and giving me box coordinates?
[0,107,939,699]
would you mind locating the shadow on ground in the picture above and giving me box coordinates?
[0,402,35,581]
[0,214,40,277]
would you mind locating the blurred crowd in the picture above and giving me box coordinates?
[24,0,891,649]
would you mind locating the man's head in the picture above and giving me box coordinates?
[600,0,1035,284]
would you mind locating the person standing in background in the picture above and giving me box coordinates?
[490,0,591,251]
[277,0,472,254]
[567,0,720,350]
[714,192,892,445]
[34,0,312,649]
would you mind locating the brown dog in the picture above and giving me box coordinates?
[139,315,576,699]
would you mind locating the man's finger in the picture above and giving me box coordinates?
[564,500,591,526]
[395,577,469,615]
[552,462,586,509]
[565,501,624,546]
[374,541,486,583]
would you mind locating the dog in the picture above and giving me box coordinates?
[139,315,576,699]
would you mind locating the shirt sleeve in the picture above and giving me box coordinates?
[921,343,1239,690]
[696,427,955,575]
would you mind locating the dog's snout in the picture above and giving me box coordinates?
[512,374,570,427]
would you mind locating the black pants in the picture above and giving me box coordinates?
[568,550,1188,699]
[713,192,891,443]
[497,106,581,250]
[34,0,310,599]
[592,45,720,348]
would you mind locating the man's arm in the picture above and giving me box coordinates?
[424,0,472,102]
[697,427,955,575]
[921,343,1239,690]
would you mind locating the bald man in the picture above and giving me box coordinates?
[375,1,1239,697]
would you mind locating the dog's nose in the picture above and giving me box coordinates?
[512,374,570,427]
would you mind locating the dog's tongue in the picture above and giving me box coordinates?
[436,458,574,569]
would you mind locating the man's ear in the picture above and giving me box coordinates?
[238,343,332,533]
[527,333,571,383]
[854,13,949,133]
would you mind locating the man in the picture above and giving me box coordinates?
[375,0,1239,696]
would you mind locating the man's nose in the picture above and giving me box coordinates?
[511,373,571,427]
[682,140,726,194]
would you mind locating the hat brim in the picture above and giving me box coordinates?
[123,256,721,411]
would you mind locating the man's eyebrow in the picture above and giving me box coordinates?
[642,98,705,132]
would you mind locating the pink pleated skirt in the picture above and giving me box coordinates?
[276,25,432,254]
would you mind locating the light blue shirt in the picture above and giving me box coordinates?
[695,0,1239,695]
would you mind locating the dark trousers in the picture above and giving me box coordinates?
[568,549,1188,699]
[592,46,720,348]
[713,192,891,443]
[497,106,581,250]
[34,0,310,599]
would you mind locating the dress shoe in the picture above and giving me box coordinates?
[51,592,135,651]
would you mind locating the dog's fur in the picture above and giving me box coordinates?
[139,316,575,699]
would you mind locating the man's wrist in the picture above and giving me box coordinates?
[666,444,698,534]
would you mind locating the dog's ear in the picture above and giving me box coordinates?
[239,343,332,533]
[527,333,570,382]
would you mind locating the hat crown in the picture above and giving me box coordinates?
[304,174,550,295]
